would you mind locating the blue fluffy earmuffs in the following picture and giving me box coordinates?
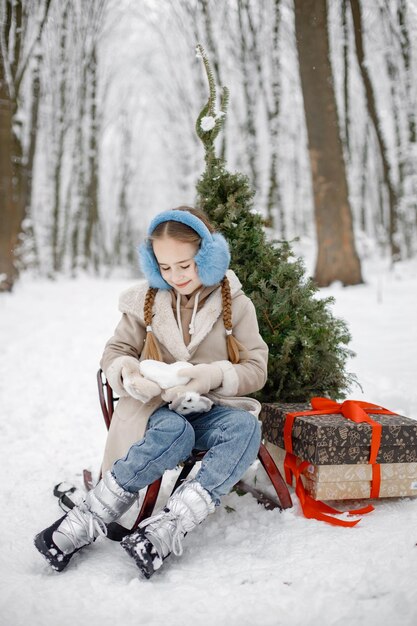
[138,209,231,289]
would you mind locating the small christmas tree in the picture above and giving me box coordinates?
[194,44,357,402]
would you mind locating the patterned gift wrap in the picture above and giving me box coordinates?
[266,442,417,500]
[260,402,417,465]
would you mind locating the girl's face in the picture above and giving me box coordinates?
[152,236,202,295]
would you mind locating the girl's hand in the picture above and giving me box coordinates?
[122,366,161,403]
[162,363,223,401]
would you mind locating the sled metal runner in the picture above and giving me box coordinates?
[57,369,292,541]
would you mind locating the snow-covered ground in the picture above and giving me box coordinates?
[1,257,417,626]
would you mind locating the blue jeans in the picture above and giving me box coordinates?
[111,404,261,505]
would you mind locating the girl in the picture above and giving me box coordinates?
[35,206,268,579]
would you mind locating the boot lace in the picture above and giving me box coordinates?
[56,503,108,552]
[139,509,186,557]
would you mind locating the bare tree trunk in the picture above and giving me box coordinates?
[341,0,350,157]
[398,0,417,256]
[66,0,106,273]
[398,0,416,145]
[21,48,43,270]
[51,3,70,273]
[349,0,400,262]
[359,124,369,233]
[58,159,75,272]
[237,0,258,192]
[294,0,362,286]
[0,29,17,291]
[84,44,100,271]
[266,0,283,235]
[0,0,51,290]
[233,0,283,230]
[114,110,134,268]
[71,56,88,272]
[0,1,23,291]
[386,43,404,246]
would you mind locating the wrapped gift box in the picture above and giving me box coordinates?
[266,441,417,500]
[261,402,417,465]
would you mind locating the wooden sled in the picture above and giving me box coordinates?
[62,369,293,541]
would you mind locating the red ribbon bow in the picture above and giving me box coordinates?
[283,397,395,527]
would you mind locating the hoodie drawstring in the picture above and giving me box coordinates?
[188,290,201,336]
[176,290,201,341]
[176,292,184,342]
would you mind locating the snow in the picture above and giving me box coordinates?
[1,258,417,626]
[200,116,217,131]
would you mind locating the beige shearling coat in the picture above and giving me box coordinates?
[100,270,268,473]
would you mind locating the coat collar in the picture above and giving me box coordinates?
[119,270,242,362]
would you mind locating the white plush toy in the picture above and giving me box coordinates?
[139,360,213,416]
[139,360,190,389]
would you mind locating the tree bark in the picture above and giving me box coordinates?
[265,0,283,235]
[294,0,362,286]
[0,0,51,289]
[0,1,25,290]
[0,35,17,291]
[71,55,88,272]
[237,0,259,192]
[349,0,400,262]
[341,0,350,156]
[398,0,417,256]
[83,44,100,270]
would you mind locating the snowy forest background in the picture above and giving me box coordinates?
[2,4,417,624]
[2,0,417,290]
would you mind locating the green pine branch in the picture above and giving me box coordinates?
[195,43,229,169]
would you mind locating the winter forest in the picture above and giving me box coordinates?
[2,0,417,290]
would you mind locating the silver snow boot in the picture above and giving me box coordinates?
[34,471,136,571]
[121,479,215,579]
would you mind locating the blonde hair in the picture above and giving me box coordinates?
[141,206,247,364]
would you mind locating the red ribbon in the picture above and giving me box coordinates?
[283,397,395,527]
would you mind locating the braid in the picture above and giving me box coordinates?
[143,287,157,326]
[221,276,233,333]
[142,287,163,361]
[221,277,248,364]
